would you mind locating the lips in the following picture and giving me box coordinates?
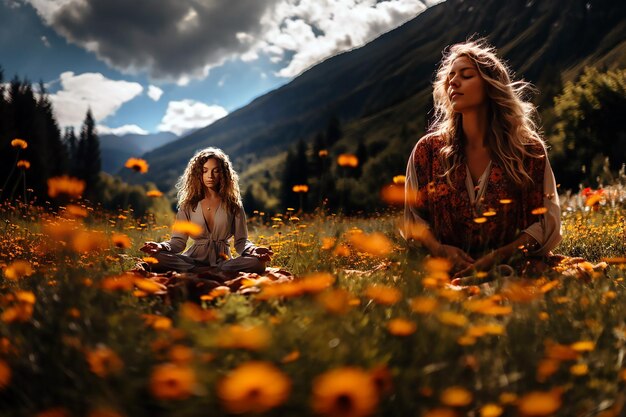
[450,92,463,100]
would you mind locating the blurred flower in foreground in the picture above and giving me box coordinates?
[292,184,309,193]
[85,346,124,378]
[150,363,196,400]
[172,220,202,237]
[317,289,353,315]
[312,367,378,417]
[3,260,34,280]
[11,138,27,149]
[364,285,401,306]
[337,154,359,168]
[480,404,503,417]
[348,231,392,257]
[48,176,85,199]
[440,386,473,407]
[517,390,561,416]
[0,359,11,389]
[111,233,132,249]
[125,157,149,173]
[218,361,291,414]
[387,318,417,336]
[216,325,270,351]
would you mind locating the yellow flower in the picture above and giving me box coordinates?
[392,175,406,185]
[364,285,401,306]
[437,311,468,327]
[585,194,602,207]
[387,318,417,336]
[85,346,124,378]
[124,157,149,173]
[47,176,85,199]
[111,233,132,249]
[569,363,588,376]
[11,138,27,149]
[311,367,378,417]
[146,189,163,197]
[0,359,11,389]
[570,340,595,352]
[216,325,270,350]
[517,391,561,416]
[3,260,34,280]
[16,160,30,169]
[337,153,359,168]
[150,363,196,401]
[480,404,503,417]
[218,361,291,414]
[172,220,202,237]
[292,184,309,193]
[440,386,473,407]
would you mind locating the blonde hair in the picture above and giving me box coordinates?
[429,38,545,187]
[176,147,242,214]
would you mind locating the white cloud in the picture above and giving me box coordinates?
[147,85,163,101]
[48,71,143,127]
[40,35,50,47]
[157,99,228,136]
[97,124,149,136]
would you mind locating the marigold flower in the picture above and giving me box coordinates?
[134,277,167,295]
[387,318,417,336]
[11,138,27,149]
[318,149,329,157]
[440,386,473,407]
[172,220,202,237]
[111,233,132,249]
[517,391,561,416]
[570,340,595,352]
[101,273,135,291]
[480,404,503,417]
[499,199,513,205]
[3,260,34,280]
[218,361,291,414]
[72,230,108,252]
[168,345,194,365]
[364,285,401,306]
[65,204,88,218]
[531,207,548,215]
[150,363,196,401]
[585,193,602,207]
[298,272,335,294]
[317,289,352,315]
[146,189,163,197]
[311,367,378,417]
[437,311,468,327]
[0,359,11,389]
[569,363,588,376]
[179,302,219,322]
[125,157,149,173]
[410,296,439,314]
[321,237,336,250]
[348,232,392,257]
[536,359,560,382]
[143,256,159,264]
[16,160,30,169]
[473,217,487,224]
[142,314,172,330]
[86,346,124,378]
[370,364,393,397]
[544,342,579,361]
[47,176,85,199]
[1,303,33,323]
[281,350,300,364]
[424,257,453,273]
[333,244,351,257]
[216,325,270,350]
[392,175,405,185]
[380,184,407,205]
[337,153,359,168]
[15,290,36,304]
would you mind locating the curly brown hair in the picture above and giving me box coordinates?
[176,147,242,214]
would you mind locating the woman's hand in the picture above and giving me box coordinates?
[140,241,164,255]
[249,246,273,263]
[432,243,475,271]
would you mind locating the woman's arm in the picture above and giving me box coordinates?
[232,206,256,256]
[160,208,191,253]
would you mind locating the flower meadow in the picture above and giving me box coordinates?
[1,158,626,416]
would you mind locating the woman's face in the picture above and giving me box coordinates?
[446,56,488,113]
[202,158,221,192]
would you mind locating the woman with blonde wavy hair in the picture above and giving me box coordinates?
[404,39,561,285]
[141,147,271,275]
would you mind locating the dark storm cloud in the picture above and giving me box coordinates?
[50,0,279,80]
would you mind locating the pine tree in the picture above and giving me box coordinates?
[325,116,342,146]
[77,109,101,200]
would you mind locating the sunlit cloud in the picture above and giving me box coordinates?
[157,99,228,136]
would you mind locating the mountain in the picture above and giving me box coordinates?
[100,131,177,174]
[136,0,626,208]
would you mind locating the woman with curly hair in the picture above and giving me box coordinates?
[141,147,271,275]
[404,39,561,285]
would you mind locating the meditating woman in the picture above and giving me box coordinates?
[141,147,271,275]
[404,39,561,284]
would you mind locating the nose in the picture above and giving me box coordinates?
[449,75,460,89]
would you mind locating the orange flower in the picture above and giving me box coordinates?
[65,204,88,218]
[179,302,219,322]
[146,189,163,198]
[317,289,352,315]
[11,138,27,149]
[1,303,33,323]
[168,345,194,365]
[499,199,513,205]
[424,257,453,273]
[0,359,11,389]
[85,346,124,377]
[216,325,270,350]
[569,363,588,376]
[387,318,417,336]
[150,363,196,400]
[292,184,309,193]
[101,273,135,291]
[585,194,602,207]
[437,311,468,327]
[281,350,300,364]
[48,176,85,199]
[142,314,172,330]
[380,184,406,205]
[364,285,401,306]
[410,296,439,314]
[440,386,473,407]
[392,175,406,185]
[311,367,378,417]
[16,160,30,169]
[172,220,202,237]
[536,359,560,382]
[333,244,351,257]
[473,217,487,224]
[337,153,359,168]
[142,256,159,264]
[480,404,503,417]
[570,340,595,352]
[125,157,149,173]
[72,230,108,252]
[348,231,392,257]
[370,364,393,397]
[134,277,167,295]
[544,342,579,361]
[517,391,561,416]
[318,149,329,157]
[3,260,34,280]
[218,361,291,414]
[111,233,132,249]
[531,207,548,215]
[298,272,335,294]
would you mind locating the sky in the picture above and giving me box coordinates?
[0,0,441,138]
